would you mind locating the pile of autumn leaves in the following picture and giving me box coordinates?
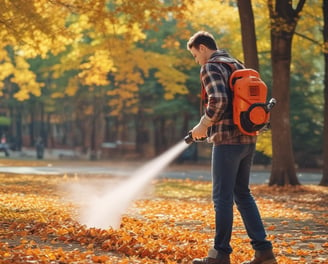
[0,173,327,263]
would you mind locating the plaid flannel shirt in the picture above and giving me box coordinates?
[200,50,257,145]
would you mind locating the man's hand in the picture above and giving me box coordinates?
[192,115,212,139]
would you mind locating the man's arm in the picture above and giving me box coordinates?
[201,63,230,122]
[191,63,230,139]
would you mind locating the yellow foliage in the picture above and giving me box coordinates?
[0,0,216,107]
[0,50,15,91]
[0,0,322,121]
[292,1,323,75]
[79,50,116,86]
[0,62,14,80]
[11,56,44,101]
[184,0,238,27]
[51,92,65,99]
[65,77,79,96]
[68,14,92,35]
[148,53,188,99]
[256,130,273,157]
[0,0,76,58]
[182,0,243,58]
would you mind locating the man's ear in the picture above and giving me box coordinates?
[199,44,206,52]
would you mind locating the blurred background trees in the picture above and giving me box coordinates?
[0,0,326,185]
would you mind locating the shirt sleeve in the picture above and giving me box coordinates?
[200,62,230,122]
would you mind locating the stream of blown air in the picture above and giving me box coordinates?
[76,140,188,229]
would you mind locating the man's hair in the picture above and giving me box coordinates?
[187,31,217,50]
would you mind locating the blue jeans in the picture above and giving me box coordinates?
[211,144,272,255]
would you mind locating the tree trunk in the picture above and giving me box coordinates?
[268,0,306,186]
[90,95,105,160]
[135,110,148,156]
[90,110,97,160]
[237,0,259,71]
[320,0,328,186]
[153,116,167,155]
[269,36,299,185]
[40,102,46,147]
[29,106,35,147]
[16,107,22,151]
[47,113,54,148]
[181,112,190,139]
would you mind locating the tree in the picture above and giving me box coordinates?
[0,0,191,158]
[0,0,77,101]
[1,0,324,164]
[237,0,259,71]
[320,0,328,186]
[268,0,306,186]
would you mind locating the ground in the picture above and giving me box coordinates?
[0,159,327,263]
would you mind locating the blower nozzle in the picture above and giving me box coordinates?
[266,98,277,112]
[184,132,194,144]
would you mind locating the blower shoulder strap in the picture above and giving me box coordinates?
[200,56,242,112]
[209,56,245,90]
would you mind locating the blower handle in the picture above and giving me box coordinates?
[184,131,207,144]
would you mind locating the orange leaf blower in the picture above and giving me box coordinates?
[229,69,276,136]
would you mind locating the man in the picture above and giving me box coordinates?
[187,31,277,264]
